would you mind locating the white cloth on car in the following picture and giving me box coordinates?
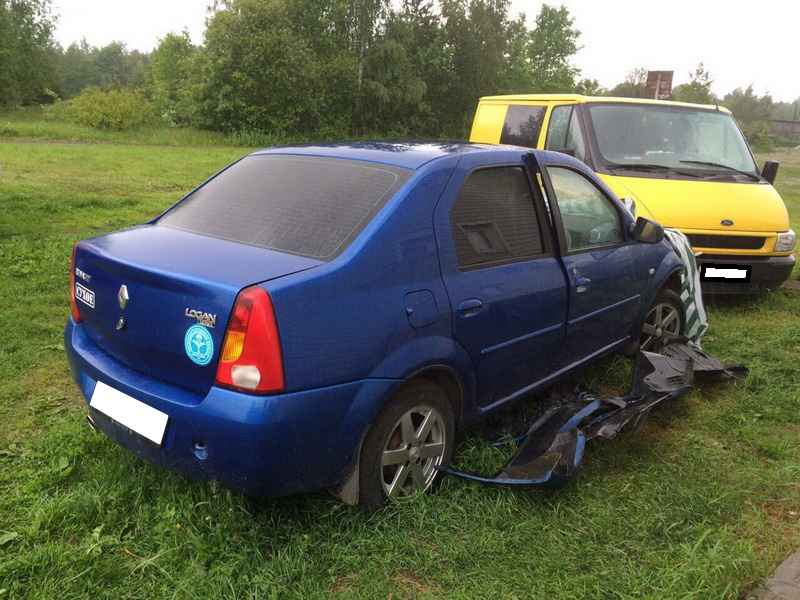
[621,198,708,347]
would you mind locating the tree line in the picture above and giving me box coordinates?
[1,0,797,141]
[2,0,587,137]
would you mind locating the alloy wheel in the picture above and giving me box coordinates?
[640,301,681,351]
[381,405,447,499]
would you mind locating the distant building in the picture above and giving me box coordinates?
[769,119,800,138]
[646,71,674,100]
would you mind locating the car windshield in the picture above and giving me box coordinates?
[586,103,759,177]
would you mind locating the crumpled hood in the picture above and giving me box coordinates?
[599,174,790,233]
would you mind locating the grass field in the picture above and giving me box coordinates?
[0,117,799,599]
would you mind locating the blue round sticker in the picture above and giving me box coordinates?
[184,325,214,366]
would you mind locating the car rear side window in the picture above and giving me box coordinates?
[157,155,411,260]
[450,167,544,269]
[500,105,546,147]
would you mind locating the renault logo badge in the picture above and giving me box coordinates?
[118,284,130,310]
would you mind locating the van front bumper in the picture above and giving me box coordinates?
[65,319,396,497]
[696,254,795,294]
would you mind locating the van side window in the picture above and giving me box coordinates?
[545,105,586,163]
[499,106,546,147]
[548,167,622,252]
[451,167,544,268]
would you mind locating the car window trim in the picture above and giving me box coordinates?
[539,163,631,257]
[452,162,554,272]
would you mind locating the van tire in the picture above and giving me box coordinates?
[359,380,455,510]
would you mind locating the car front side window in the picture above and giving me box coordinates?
[548,167,623,252]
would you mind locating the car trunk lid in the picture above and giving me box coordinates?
[74,225,321,395]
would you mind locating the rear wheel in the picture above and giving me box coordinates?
[359,380,455,509]
[640,289,684,352]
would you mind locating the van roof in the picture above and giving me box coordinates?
[478,93,732,114]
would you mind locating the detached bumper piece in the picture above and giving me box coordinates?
[438,342,746,488]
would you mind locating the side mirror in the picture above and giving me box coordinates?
[631,217,664,244]
[761,160,779,184]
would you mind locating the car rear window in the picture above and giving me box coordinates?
[157,155,412,260]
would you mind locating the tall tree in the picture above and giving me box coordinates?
[672,62,715,104]
[360,0,445,134]
[0,0,59,105]
[722,85,774,143]
[347,0,388,90]
[94,42,147,88]
[526,4,580,92]
[196,0,357,135]
[148,31,198,125]
[59,39,101,97]
[608,68,648,98]
[438,0,518,135]
[575,78,604,96]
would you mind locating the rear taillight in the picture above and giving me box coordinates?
[69,244,82,323]
[215,286,284,394]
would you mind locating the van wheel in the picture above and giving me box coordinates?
[639,289,684,352]
[359,380,455,510]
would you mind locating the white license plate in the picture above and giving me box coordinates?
[75,282,95,308]
[90,381,168,445]
[703,266,750,280]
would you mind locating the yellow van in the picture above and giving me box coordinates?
[470,94,796,293]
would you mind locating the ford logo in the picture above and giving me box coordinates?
[720,219,734,226]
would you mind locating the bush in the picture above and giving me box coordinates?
[65,87,159,130]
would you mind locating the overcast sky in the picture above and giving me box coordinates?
[52,0,800,103]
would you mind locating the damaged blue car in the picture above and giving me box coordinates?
[65,142,686,507]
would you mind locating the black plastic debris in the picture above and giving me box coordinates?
[437,341,746,489]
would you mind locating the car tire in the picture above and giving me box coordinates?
[359,380,455,510]
[638,288,685,352]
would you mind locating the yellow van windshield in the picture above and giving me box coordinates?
[586,103,759,176]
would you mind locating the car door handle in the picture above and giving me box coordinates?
[457,298,484,318]
[575,276,591,293]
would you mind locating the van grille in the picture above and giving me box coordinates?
[686,234,765,250]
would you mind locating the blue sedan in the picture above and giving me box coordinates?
[65,143,684,507]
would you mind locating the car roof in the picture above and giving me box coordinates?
[251,141,505,170]
[478,93,732,114]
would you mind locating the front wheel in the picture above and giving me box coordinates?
[640,289,684,352]
[358,380,455,509]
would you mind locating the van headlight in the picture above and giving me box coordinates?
[775,230,796,252]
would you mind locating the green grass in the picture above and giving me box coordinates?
[1,120,799,599]
[0,107,293,148]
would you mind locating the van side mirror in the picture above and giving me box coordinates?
[631,217,664,244]
[761,160,779,184]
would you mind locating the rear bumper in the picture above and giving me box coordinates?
[65,320,396,497]
[696,254,795,294]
